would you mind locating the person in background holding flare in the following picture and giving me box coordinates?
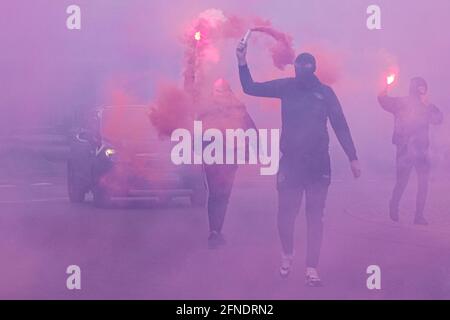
[236,33,361,287]
[185,31,257,249]
[378,76,443,225]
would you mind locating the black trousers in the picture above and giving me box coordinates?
[391,145,430,218]
[204,164,238,233]
[277,154,331,268]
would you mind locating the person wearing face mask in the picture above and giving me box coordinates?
[378,77,443,225]
[184,49,256,249]
[236,42,361,287]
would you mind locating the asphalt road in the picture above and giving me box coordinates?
[0,161,449,300]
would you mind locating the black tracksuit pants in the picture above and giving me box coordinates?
[277,153,331,268]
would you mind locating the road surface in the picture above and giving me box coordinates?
[0,159,449,300]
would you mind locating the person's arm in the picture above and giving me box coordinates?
[236,41,286,98]
[325,87,361,178]
[429,104,444,125]
[377,88,399,114]
[238,65,287,98]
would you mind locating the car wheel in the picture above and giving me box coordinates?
[93,185,112,208]
[67,163,86,203]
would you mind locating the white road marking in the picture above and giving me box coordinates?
[30,197,68,203]
[0,184,16,188]
[30,182,53,187]
[0,197,69,204]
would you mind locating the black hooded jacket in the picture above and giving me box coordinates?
[239,64,358,162]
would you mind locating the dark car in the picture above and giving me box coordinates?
[67,105,207,208]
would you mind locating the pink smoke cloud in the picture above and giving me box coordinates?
[251,26,296,70]
[184,9,295,73]
[151,9,298,137]
[149,83,194,138]
[300,43,343,85]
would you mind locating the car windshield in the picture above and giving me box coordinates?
[101,107,155,142]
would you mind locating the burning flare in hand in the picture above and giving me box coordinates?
[387,74,396,85]
[194,31,201,41]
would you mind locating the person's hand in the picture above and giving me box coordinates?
[350,160,361,179]
[236,41,248,66]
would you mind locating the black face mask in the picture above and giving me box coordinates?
[294,53,317,78]
[409,77,428,97]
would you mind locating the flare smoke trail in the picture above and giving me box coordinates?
[251,26,296,70]
[299,44,342,85]
[150,9,297,137]
[149,84,193,138]
[377,48,399,89]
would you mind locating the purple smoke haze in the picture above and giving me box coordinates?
[1,0,450,299]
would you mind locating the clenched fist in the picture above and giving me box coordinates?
[236,41,248,66]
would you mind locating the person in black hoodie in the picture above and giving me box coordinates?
[236,42,361,287]
[378,77,443,225]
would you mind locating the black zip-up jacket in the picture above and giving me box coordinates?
[239,64,358,162]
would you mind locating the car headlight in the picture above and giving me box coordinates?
[104,148,116,157]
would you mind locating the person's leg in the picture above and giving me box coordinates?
[304,179,329,269]
[277,187,303,256]
[277,185,303,278]
[276,156,304,277]
[414,154,430,224]
[390,146,413,221]
[205,164,237,234]
[276,155,304,255]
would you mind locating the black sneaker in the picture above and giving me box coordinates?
[389,200,400,222]
[208,231,226,249]
[414,216,429,226]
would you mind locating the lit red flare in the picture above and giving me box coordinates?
[194,31,201,41]
[387,74,396,85]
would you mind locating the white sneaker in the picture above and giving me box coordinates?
[279,253,294,278]
[305,267,323,287]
